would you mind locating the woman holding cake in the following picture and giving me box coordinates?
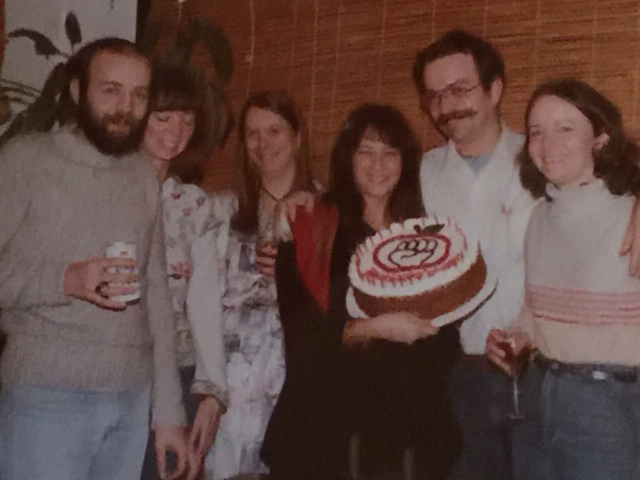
[262,103,461,480]
[486,79,640,480]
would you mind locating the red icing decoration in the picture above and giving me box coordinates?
[371,232,451,273]
[355,222,468,287]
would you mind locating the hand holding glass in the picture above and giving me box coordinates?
[494,331,530,420]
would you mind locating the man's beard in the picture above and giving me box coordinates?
[77,97,147,157]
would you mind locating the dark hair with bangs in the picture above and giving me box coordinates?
[519,78,640,198]
[324,103,424,231]
[232,90,315,235]
[412,29,505,94]
[149,63,208,185]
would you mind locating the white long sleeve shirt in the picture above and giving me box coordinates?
[420,127,537,354]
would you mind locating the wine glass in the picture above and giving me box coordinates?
[256,218,277,279]
[497,337,529,421]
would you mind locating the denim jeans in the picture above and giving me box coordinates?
[448,356,513,480]
[511,363,549,480]
[0,384,150,480]
[539,370,640,480]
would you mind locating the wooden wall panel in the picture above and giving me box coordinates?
[147,0,640,192]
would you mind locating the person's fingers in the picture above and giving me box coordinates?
[620,201,640,276]
[255,253,277,265]
[196,430,208,459]
[256,254,276,277]
[489,355,512,376]
[259,244,278,256]
[176,446,189,479]
[189,421,205,458]
[304,197,314,213]
[100,256,136,268]
[286,205,297,223]
[85,291,127,310]
[256,259,275,270]
[96,282,135,298]
[155,444,167,480]
[422,324,440,337]
[257,266,275,278]
[486,341,505,359]
[486,336,515,376]
[185,448,201,480]
[486,337,505,357]
[620,221,632,257]
[188,423,199,449]
[630,236,640,278]
[165,447,187,480]
[103,270,138,284]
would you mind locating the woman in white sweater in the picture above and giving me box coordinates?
[487,79,640,480]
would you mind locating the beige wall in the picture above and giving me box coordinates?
[150,0,640,191]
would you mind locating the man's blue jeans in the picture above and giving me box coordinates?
[448,356,514,480]
[0,384,150,480]
[539,371,640,480]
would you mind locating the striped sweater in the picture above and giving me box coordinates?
[515,179,640,366]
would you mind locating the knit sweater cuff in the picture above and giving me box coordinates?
[151,396,187,429]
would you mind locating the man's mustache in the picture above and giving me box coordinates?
[436,109,476,127]
[105,112,137,128]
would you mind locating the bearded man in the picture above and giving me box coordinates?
[0,38,190,480]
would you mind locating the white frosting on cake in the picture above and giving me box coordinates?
[348,215,480,298]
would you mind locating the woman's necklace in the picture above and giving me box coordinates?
[259,186,287,238]
[260,185,287,203]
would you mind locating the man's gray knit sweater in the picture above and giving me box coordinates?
[0,127,185,427]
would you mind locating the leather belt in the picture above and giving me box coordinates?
[534,354,639,383]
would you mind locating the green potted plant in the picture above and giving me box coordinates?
[0,13,234,153]
[0,12,82,147]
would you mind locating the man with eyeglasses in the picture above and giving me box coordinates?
[412,30,536,480]
[413,29,640,480]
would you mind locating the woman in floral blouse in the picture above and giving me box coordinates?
[140,63,226,480]
[198,90,319,480]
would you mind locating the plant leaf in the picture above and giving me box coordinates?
[0,112,27,149]
[8,28,63,59]
[197,20,234,86]
[136,20,162,55]
[65,12,82,47]
[1,85,39,99]
[0,78,41,94]
[172,18,199,66]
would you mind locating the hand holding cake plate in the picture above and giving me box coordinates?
[346,216,497,328]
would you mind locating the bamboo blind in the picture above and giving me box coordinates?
[146,0,640,190]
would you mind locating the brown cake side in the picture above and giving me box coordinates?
[353,253,487,320]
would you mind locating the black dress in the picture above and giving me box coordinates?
[262,219,461,479]
[261,219,358,479]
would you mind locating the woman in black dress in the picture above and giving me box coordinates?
[262,103,461,480]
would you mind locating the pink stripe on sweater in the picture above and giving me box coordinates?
[526,285,640,326]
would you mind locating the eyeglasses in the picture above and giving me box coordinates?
[423,81,482,109]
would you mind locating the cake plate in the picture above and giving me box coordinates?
[346,270,497,327]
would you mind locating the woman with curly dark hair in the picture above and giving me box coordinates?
[262,103,461,480]
[487,79,640,480]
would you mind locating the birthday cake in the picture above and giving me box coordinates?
[348,216,488,321]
